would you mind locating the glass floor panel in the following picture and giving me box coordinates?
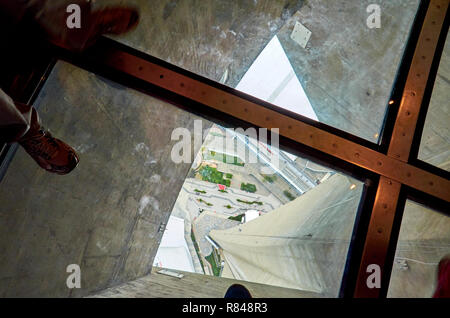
[0,60,365,297]
[388,200,450,298]
[106,0,420,142]
[156,122,365,297]
[418,31,450,172]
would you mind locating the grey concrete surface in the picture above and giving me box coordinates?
[192,211,239,257]
[183,219,204,274]
[276,0,420,141]
[0,0,303,298]
[210,174,364,297]
[88,266,320,298]
[108,0,420,142]
[107,0,305,86]
[388,201,450,298]
[418,32,450,171]
[0,62,208,297]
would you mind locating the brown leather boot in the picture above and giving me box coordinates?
[16,103,79,175]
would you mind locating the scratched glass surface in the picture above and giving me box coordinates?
[106,0,419,142]
[418,32,450,172]
[387,200,450,298]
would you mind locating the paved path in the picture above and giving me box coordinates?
[183,219,204,274]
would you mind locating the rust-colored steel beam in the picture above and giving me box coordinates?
[355,0,449,298]
[94,46,450,202]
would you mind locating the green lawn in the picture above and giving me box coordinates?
[237,199,263,205]
[228,214,244,222]
[205,252,221,277]
[198,198,213,206]
[190,230,205,273]
[263,175,277,183]
[206,151,245,167]
[198,165,231,187]
[241,183,257,193]
[283,190,296,201]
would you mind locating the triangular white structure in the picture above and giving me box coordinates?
[236,36,318,121]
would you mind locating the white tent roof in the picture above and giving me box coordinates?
[245,210,260,223]
[153,216,195,273]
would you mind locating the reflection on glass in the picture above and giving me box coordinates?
[419,32,450,171]
[155,122,364,297]
[108,0,419,141]
[388,201,450,298]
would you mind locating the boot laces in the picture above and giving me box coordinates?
[21,129,59,160]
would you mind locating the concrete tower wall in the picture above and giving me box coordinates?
[210,174,363,296]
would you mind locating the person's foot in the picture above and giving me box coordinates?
[433,255,450,298]
[89,6,140,37]
[18,127,79,175]
[31,0,140,51]
[224,284,252,298]
[77,5,140,50]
